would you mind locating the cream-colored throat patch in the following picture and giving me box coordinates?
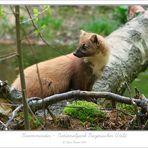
[84,53,108,76]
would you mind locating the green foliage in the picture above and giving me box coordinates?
[33,8,39,17]
[81,17,119,36]
[20,6,62,39]
[33,11,62,39]
[81,6,128,36]
[64,101,106,123]
[81,6,129,36]
[31,6,62,39]
[33,6,52,20]
[117,103,135,115]
[33,117,44,128]
[0,15,14,37]
[28,115,44,128]
[35,15,62,30]
[113,6,128,24]
[43,5,52,16]
[20,16,31,30]
[0,6,4,17]
[131,71,148,97]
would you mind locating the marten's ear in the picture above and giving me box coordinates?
[90,34,98,44]
[80,30,86,35]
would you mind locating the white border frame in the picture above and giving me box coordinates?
[0,1,148,148]
[0,0,148,5]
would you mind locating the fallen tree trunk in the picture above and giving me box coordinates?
[93,10,148,94]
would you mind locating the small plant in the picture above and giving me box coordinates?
[28,115,44,128]
[33,117,44,128]
[64,100,106,123]
[81,17,119,36]
[113,6,128,24]
[32,6,62,39]
[34,15,62,39]
[21,6,62,40]
[117,103,135,115]
[0,15,15,38]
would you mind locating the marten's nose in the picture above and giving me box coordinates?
[73,48,83,58]
[73,51,77,56]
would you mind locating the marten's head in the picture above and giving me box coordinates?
[73,30,108,58]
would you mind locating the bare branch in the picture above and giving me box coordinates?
[25,6,52,47]
[0,120,8,130]
[10,6,15,16]
[25,6,72,58]
[1,89,148,129]
[21,24,49,128]
[28,90,148,113]
[1,79,148,112]
[5,104,23,128]
[21,6,50,24]
[0,52,17,59]
[0,52,17,62]
[116,108,134,118]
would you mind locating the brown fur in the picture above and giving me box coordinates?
[12,30,109,98]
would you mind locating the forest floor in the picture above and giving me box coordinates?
[5,109,133,131]
[44,110,132,131]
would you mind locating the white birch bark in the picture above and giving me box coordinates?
[93,11,148,94]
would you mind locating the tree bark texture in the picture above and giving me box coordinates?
[93,11,148,94]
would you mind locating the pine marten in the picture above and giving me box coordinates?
[12,30,110,98]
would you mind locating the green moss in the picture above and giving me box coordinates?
[64,100,106,123]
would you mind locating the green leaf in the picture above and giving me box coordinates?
[0,6,4,17]
[44,5,52,16]
[33,8,39,17]
[41,24,46,29]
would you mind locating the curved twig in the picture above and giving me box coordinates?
[0,120,8,130]
[5,104,23,128]
[21,6,50,24]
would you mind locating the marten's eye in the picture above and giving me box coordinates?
[82,44,89,49]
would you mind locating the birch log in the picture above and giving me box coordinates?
[93,11,148,94]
